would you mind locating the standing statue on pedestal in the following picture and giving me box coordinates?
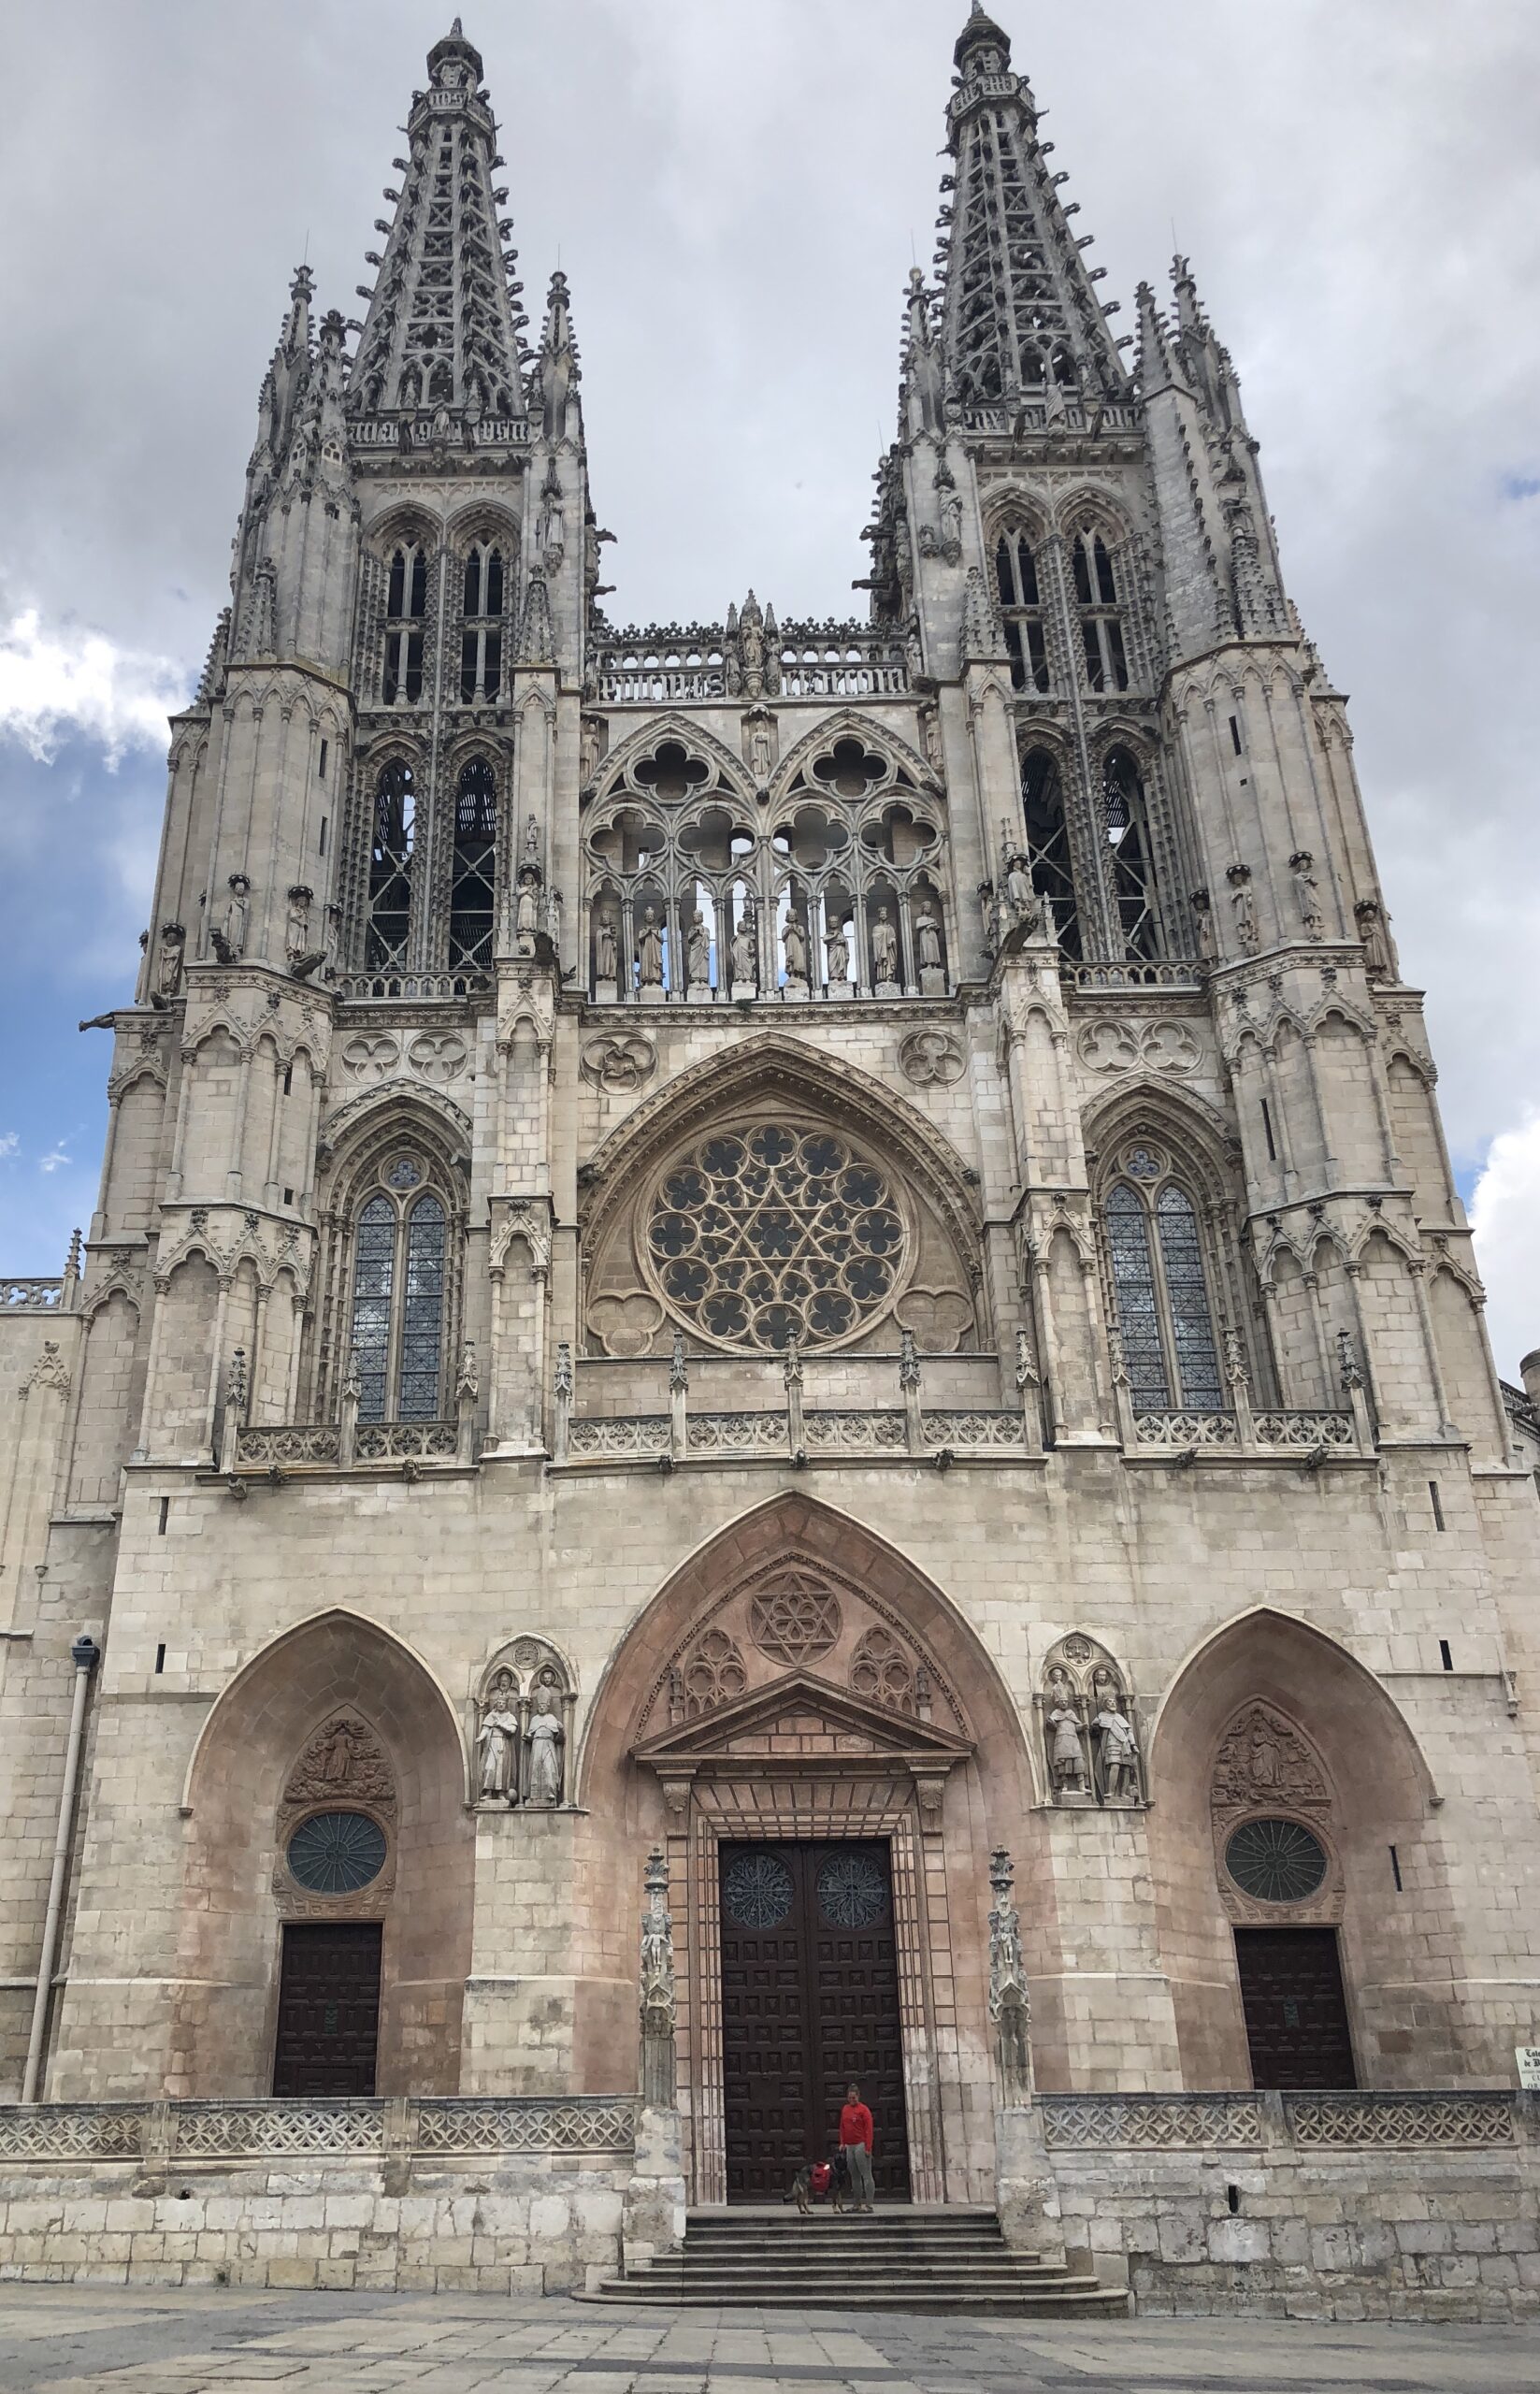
[870,905,900,987]
[783,912,808,984]
[637,907,664,989]
[687,911,712,988]
[477,1674,521,1804]
[525,1679,566,1807]
[597,912,619,989]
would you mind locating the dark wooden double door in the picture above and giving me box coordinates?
[272,1923,381,2097]
[719,1839,910,2202]
[1235,1925,1356,2089]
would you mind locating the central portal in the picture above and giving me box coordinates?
[718,1839,911,2202]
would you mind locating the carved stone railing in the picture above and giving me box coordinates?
[921,1409,1029,1451]
[589,624,910,707]
[1,1277,65,1312]
[0,2096,637,2166]
[232,1420,460,1473]
[1131,1407,1359,1457]
[335,970,492,1003]
[1041,2094,1265,2150]
[963,400,1144,439]
[801,1409,909,1452]
[1040,2089,1521,2153]
[1283,2092,1518,2148]
[686,1410,793,1456]
[566,1414,670,1459]
[1065,961,1204,992]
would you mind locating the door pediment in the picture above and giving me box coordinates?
[632,1667,973,1791]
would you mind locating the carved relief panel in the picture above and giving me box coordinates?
[474,1637,576,1810]
[273,1712,397,1919]
[1210,1699,1344,1926]
[1036,1633,1143,1807]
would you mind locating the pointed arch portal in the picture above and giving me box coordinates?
[580,1491,1037,2206]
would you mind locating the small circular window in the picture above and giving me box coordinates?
[1225,1818,1327,1905]
[287,1810,387,1895]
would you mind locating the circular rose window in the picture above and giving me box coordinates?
[287,1810,387,1896]
[645,1123,909,1351]
[1224,1818,1327,1905]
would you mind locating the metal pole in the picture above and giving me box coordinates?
[22,1633,99,2103]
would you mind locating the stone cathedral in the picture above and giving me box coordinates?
[1,11,1537,2315]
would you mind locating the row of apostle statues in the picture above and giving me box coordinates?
[475,1657,570,1809]
[1040,1641,1144,1806]
[591,893,946,1000]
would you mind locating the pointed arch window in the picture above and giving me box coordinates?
[1103,1147,1223,1411]
[1103,748,1160,959]
[348,1164,449,1421]
[1020,748,1081,959]
[995,527,1050,693]
[366,762,414,968]
[1071,528,1130,693]
[460,541,506,703]
[449,758,497,967]
[383,544,426,705]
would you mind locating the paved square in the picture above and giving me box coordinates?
[0,2287,1533,2394]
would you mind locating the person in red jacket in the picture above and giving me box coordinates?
[839,2082,875,2213]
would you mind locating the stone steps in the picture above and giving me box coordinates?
[588,2205,1130,2316]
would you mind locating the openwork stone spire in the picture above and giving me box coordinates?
[350,20,527,425]
[936,6,1127,407]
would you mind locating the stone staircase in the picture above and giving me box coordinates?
[589,2205,1130,2315]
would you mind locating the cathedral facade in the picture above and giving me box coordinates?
[1,10,1538,2309]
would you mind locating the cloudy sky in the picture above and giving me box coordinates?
[1,0,1537,1372]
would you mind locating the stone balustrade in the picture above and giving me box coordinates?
[1039,2088,1523,2150]
[0,1278,65,1312]
[232,1419,463,1474]
[0,2095,637,2166]
[1130,1406,1363,1459]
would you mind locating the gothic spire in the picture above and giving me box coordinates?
[935,6,1127,408]
[537,268,583,444]
[350,22,527,425]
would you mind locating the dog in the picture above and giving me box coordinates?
[789,2155,850,2214]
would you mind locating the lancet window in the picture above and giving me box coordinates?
[1103,748,1159,959]
[1101,1143,1223,1411]
[366,761,415,968]
[347,1154,451,1421]
[995,527,1051,694]
[448,759,497,967]
[459,542,506,703]
[1071,528,1130,693]
[383,545,427,706]
[1020,749,1081,960]
[583,730,950,1002]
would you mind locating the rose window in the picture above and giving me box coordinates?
[645,1123,910,1351]
[1224,1818,1328,1904]
[286,1810,387,1895]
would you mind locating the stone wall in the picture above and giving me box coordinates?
[1045,2090,1540,2324]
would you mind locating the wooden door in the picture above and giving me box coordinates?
[719,1839,910,2203]
[1234,1925,1356,2090]
[272,1922,382,2097]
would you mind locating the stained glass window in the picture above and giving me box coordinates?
[1158,1185,1224,1408]
[287,1810,387,1895]
[646,1123,908,1352]
[996,528,1050,694]
[1107,1182,1168,1406]
[1225,1818,1327,1904]
[398,1195,446,1418]
[350,1196,396,1421]
[1104,1146,1224,1413]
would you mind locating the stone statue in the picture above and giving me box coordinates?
[1191,887,1215,963]
[870,905,900,986]
[1002,853,1042,937]
[525,1679,566,1807]
[826,921,850,984]
[1290,850,1324,941]
[477,1678,520,1803]
[1229,870,1259,956]
[687,910,712,987]
[153,923,185,1005]
[597,912,618,986]
[1356,898,1393,980]
[730,909,756,988]
[914,904,943,971]
[221,874,250,961]
[319,1719,364,1786]
[640,1846,677,2107]
[524,813,540,869]
[987,1848,1032,2102]
[1092,1703,1140,1802]
[637,907,664,988]
[749,714,772,786]
[783,912,808,983]
[1046,1679,1088,1796]
[285,886,311,961]
[515,876,540,952]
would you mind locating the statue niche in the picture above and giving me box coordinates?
[474,1637,576,1809]
[1037,1634,1143,1807]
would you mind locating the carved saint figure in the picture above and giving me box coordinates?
[783,913,808,983]
[826,921,851,984]
[730,910,757,987]
[687,911,712,988]
[1247,1714,1283,1795]
[1093,1704,1140,1802]
[285,887,311,961]
[222,874,251,961]
[749,716,772,786]
[1289,850,1324,941]
[524,813,540,868]
[1191,887,1216,963]
[637,907,664,988]
[477,1679,520,1802]
[870,906,900,985]
[1046,1672,1088,1796]
[596,912,619,986]
[914,904,943,971]
[1356,899,1392,980]
[515,876,540,950]
[1004,854,1043,938]
[1230,874,1259,956]
[319,1719,363,1786]
[154,924,185,1003]
[525,1680,566,1807]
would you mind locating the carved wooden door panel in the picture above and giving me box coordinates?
[272,1922,382,2097]
[1234,1925,1356,2090]
[719,1840,910,2202]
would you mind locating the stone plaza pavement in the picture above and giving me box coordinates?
[0,2288,1533,2394]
